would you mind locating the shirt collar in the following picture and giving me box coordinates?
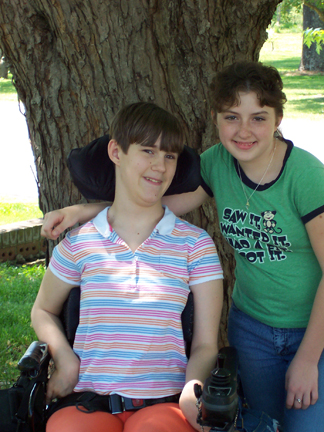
[155,206,176,235]
[93,207,113,238]
[93,205,176,238]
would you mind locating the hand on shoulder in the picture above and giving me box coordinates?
[41,207,79,240]
[41,202,108,240]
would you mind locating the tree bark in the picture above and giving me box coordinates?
[304,0,324,23]
[300,4,324,71]
[0,0,281,346]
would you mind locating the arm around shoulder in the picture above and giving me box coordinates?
[41,202,109,240]
[162,186,210,216]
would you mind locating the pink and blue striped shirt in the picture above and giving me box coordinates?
[49,206,223,398]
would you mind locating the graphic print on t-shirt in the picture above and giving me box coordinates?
[220,207,292,264]
[261,210,282,234]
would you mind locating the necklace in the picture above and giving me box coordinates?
[238,141,277,210]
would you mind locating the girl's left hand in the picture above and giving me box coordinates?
[285,354,319,410]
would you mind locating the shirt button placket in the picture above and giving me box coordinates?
[134,254,139,286]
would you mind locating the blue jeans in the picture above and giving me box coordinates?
[228,302,324,432]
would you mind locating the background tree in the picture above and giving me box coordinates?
[277,0,324,21]
[274,0,303,24]
[273,0,324,69]
[0,0,281,345]
[305,0,324,20]
[0,48,8,78]
[301,4,324,70]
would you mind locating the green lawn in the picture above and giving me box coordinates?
[0,263,45,388]
[0,202,43,226]
[260,31,324,120]
[0,74,18,102]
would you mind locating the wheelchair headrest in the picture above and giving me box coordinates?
[67,135,202,201]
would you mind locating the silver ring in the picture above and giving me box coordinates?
[296,398,302,403]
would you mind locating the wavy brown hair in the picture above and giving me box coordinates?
[209,61,287,119]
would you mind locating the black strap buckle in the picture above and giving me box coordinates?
[109,394,124,414]
[124,397,146,411]
[109,395,147,413]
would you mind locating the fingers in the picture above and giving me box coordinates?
[45,366,79,405]
[41,226,59,240]
[285,357,319,411]
[285,390,295,410]
[300,393,310,409]
[45,379,56,405]
[286,390,318,410]
[292,395,309,410]
[286,393,304,410]
[41,223,63,240]
[41,212,65,240]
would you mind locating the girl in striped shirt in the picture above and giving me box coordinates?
[32,102,223,432]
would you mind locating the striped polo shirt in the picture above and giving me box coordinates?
[49,206,223,398]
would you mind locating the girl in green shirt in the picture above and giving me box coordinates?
[41,62,324,432]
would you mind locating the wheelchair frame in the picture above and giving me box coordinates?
[4,287,194,432]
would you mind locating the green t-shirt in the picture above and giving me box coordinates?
[201,140,324,328]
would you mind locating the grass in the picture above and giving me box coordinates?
[0,74,18,102]
[0,202,43,225]
[260,31,324,120]
[0,262,45,388]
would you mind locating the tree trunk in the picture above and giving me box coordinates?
[0,0,281,346]
[300,4,324,71]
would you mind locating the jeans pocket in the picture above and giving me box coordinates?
[236,408,279,432]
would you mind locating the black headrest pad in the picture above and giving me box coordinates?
[67,135,202,201]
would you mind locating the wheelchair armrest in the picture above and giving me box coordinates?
[17,287,80,377]
[18,341,49,376]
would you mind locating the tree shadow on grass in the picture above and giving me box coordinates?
[262,58,301,71]
[282,74,324,91]
[287,97,324,115]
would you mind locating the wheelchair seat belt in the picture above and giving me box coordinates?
[47,391,180,419]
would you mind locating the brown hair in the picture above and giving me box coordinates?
[110,102,184,154]
[209,61,287,118]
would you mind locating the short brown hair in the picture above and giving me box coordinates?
[110,102,184,154]
[209,61,287,118]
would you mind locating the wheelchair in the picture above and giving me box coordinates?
[0,136,278,432]
[1,285,241,432]
[0,287,81,432]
